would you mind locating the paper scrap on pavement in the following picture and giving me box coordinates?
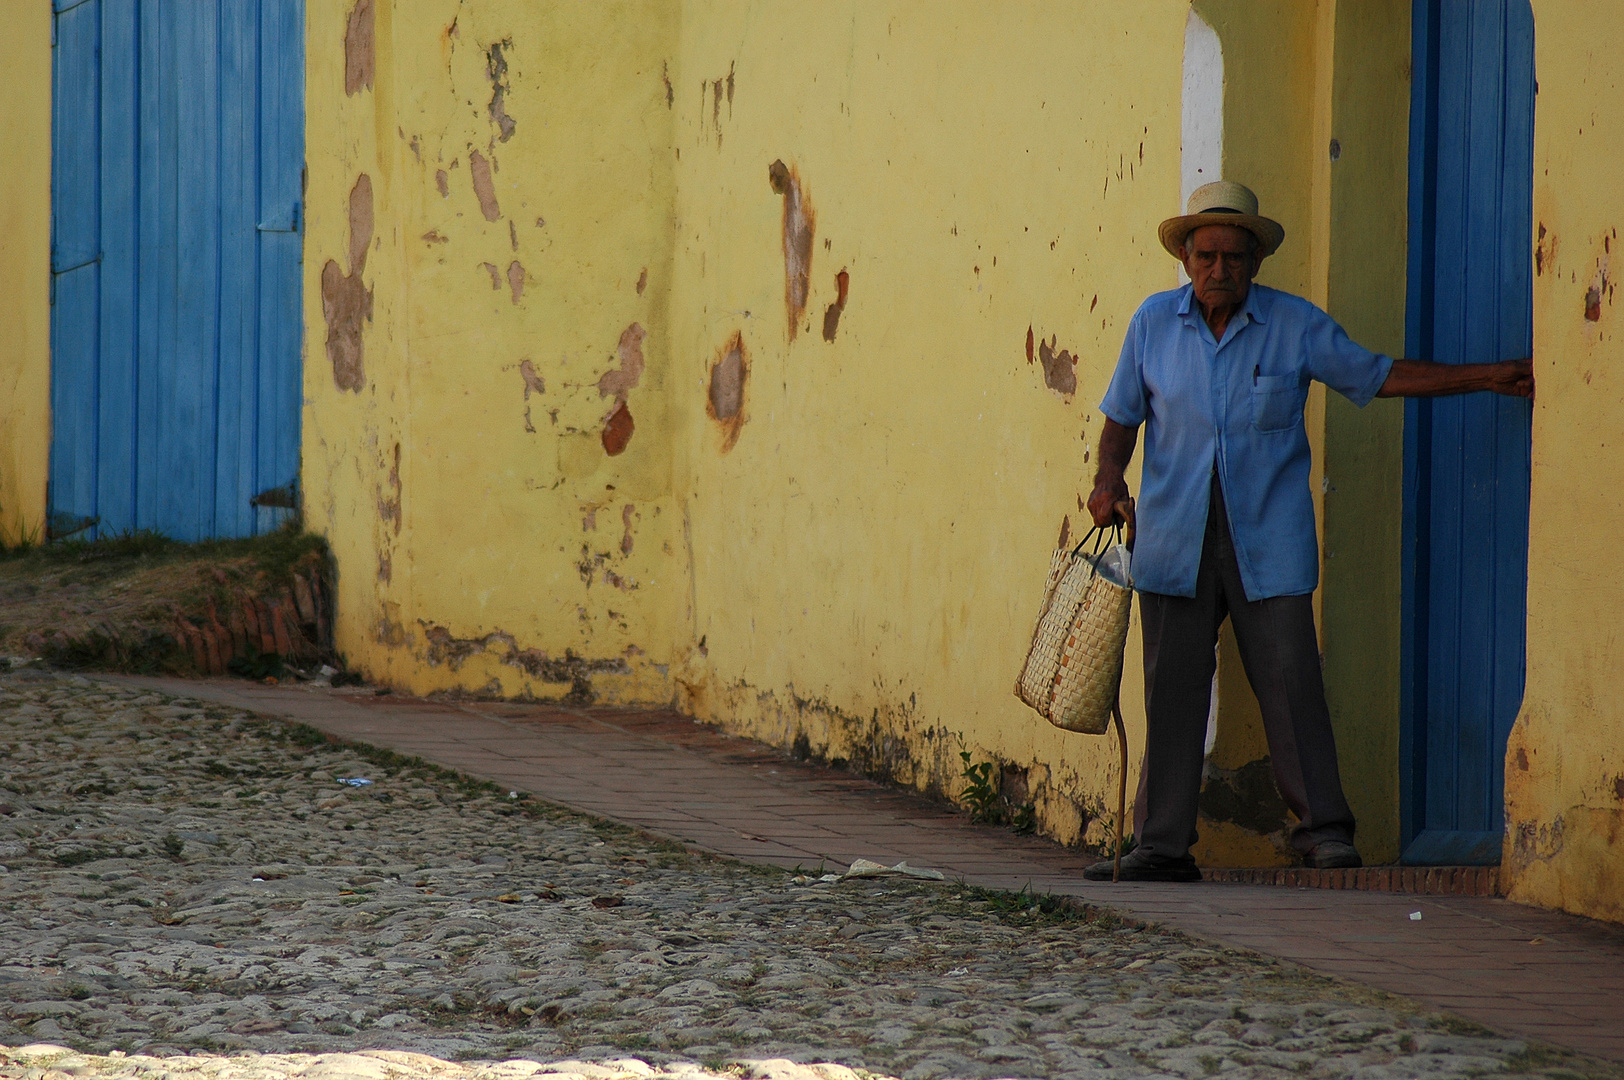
[825,858,946,882]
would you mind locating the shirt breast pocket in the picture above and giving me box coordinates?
[1251,373,1305,433]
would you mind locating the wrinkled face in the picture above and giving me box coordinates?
[1179,224,1264,312]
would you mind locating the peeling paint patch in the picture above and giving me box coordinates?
[486,38,517,142]
[597,323,646,401]
[344,0,374,96]
[821,269,849,342]
[509,220,519,251]
[519,359,545,398]
[1585,285,1602,321]
[507,260,525,304]
[662,62,674,108]
[469,150,501,221]
[435,169,450,198]
[481,262,501,289]
[637,268,648,295]
[319,174,374,392]
[422,230,448,245]
[768,160,814,340]
[1025,325,1035,364]
[707,332,748,452]
[601,402,635,456]
[621,504,636,555]
[1057,514,1072,549]
[378,443,402,536]
[1036,334,1079,398]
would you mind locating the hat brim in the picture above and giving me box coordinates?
[1158,213,1285,259]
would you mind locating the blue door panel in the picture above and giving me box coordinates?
[257,0,306,534]
[50,0,305,543]
[1402,0,1534,865]
[96,0,140,537]
[49,0,103,538]
[217,5,258,540]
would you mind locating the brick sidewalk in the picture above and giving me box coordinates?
[110,676,1624,1064]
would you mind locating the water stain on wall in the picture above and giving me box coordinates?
[707,332,748,452]
[486,39,517,142]
[469,150,502,221]
[419,621,628,704]
[768,160,814,340]
[1198,757,1291,836]
[344,0,374,96]
[319,174,374,392]
[822,269,849,342]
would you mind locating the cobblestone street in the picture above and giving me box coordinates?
[1,671,1616,1080]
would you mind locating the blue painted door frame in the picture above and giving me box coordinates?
[1400,0,1535,866]
[49,0,305,543]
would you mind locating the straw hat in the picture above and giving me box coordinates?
[1158,180,1285,259]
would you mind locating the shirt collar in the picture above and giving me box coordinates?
[1175,282,1271,327]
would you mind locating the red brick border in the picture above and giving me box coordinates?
[1202,865,1501,896]
[170,568,331,676]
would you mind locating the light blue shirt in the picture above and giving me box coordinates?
[1100,283,1393,600]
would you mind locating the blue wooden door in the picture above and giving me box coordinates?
[49,0,305,543]
[1401,0,1534,865]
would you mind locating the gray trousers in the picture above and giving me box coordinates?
[1132,478,1356,862]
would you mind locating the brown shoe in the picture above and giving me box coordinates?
[1083,849,1202,882]
[1309,840,1362,869]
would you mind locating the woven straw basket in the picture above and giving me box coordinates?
[1015,530,1133,735]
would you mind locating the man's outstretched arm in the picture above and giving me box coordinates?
[1376,358,1533,398]
[1087,418,1140,528]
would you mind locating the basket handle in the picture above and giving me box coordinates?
[1070,521,1124,561]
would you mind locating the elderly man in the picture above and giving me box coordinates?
[1083,181,1532,882]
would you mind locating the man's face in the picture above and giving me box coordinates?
[1180,224,1264,311]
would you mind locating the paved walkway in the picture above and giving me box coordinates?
[111,676,1624,1065]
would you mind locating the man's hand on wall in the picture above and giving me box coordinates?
[1489,358,1535,398]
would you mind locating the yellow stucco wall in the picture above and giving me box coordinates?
[1506,0,1624,924]
[1316,0,1411,867]
[302,0,685,703]
[0,7,52,547]
[662,1,1192,846]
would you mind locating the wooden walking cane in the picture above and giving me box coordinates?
[1112,694,1128,882]
[1108,496,1134,884]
